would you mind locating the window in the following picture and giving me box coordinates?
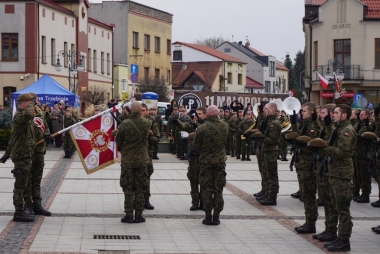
[238,74,242,85]
[265,81,270,93]
[314,41,318,70]
[238,64,243,70]
[155,68,160,80]
[64,42,68,67]
[93,49,97,73]
[41,36,46,63]
[227,63,232,68]
[224,48,231,53]
[375,39,380,69]
[87,48,91,71]
[107,53,110,74]
[173,50,182,61]
[132,32,139,48]
[144,34,150,50]
[144,67,149,83]
[155,37,160,52]
[227,73,232,84]
[101,52,104,74]
[51,38,55,65]
[334,39,351,73]
[269,61,275,77]
[167,39,171,54]
[2,33,18,60]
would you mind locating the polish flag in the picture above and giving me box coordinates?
[316,72,328,90]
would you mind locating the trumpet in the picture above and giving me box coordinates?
[241,120,257,140]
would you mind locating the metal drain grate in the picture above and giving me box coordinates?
[94,235,140,240]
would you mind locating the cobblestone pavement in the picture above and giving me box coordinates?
[0,146,379,253]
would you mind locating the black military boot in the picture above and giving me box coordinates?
[246,155,251,161]
[317,230,337,242]
[213,210,221,225]
[281,153,288,161]
[24,203,34,217]
[299,196,304,202]
[153,152,159,160]
[190,202,198,211]
[353,190,360,200]
[371,199,380,207]
[231,153,235,157]
[226,149,231,155]
[291,190,301,198]
[296,223,316,234]
[316,198,324,206]
[356,193,370,203]
[256,194,267,201]
[63,151,71,158]
[326,238,351,251]
[180,154,185,160]
[202,211,213,225]
[259,198,277,206]
[134,211,146,223]
[374,227,380,233]
[353,193,362,202]
[295,223,307,231]
[13,210,34,222]
[121,213,134,223]
[371,225,380,231]
[241,155,246,161]
[198,199,203,210]
[253,190,264,197]
[312,230,326,240]
[33,205,52,216]
[145,199,154,210]
[236,155,240,159]
[171,149,176,154]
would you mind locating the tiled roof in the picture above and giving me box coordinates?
[249,47,266,57]
[38,0,75,16]
[171,62,222,88]
[172,42,246,63]
[276,62,289,71]
[245,77,264,89]
[309,0,380,19]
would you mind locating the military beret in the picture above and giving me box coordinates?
[296,136,313,144]
[285,132,300,141]
[188,132,195,140]
[251,132,265,139]
[17,93,35,102]
[29,92,37,100]
[308,138,328,148]
[362,132,378,141]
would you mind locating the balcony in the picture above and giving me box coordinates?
[314,65,361,81]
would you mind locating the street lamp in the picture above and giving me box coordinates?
[324,58,344,103]
[55,50,84,93]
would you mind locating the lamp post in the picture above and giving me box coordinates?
[324,58,344,103]
[55,50,84,94]
[276,75,285,93]
[299,69,305,91]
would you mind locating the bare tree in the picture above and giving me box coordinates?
[137,77,170,102]
[81,86,107,105]
[193,35,230,49]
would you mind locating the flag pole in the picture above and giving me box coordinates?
[36,102,127,145]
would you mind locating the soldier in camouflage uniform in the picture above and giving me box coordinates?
[315,104,356,251]
[257,103,281,206]
[142,104,160,210]
[228,112,237,157]
[118,106,130,122]
[115,101,151,223]
[1,93,37,222]
[166,107,179,154]
[238,111,255,161]
[224,110,231,155]
[63,109,77,158]
[278,111,289,161]
[193,105,228,225]
[235,110,244,159]
[149,107,163,160]
[178,109,192,160]
[23,101,52,218]
[291,102,321,234]
[353,109,373,203]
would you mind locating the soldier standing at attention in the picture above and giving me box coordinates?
[228,112,237,157]
[235,110,244,159]
[258,103,281,205]
[238,111,255,161]
[166,107,179,155]
[149,107,163,160]
[63,109,77,158]
[115,101,151,223]
[224,110,231,155]
[315,104,356,252]
[178,108,192,160]
[1,93,37,222]
[193,105,228,225]
[23,99,52,217]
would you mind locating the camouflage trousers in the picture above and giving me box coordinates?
[240,139,252,156]
[24,151,45,206]
[263,151,279,199]
[175,133,181,154]
[187,154,201,204]
[13,158,32,211]
[120,166,148,215]
[153,142,159,153]
[229,133,235,156]
[278,134,288,155]
[145,157,154,199]
[179,138,188,156]
[356,158,372,195]
[257,153,265,193]
[296,167,318,225]
[235,136,242,157]
[327,177,353,240]
[225,132,230,153]
[352,156,361,195]
[318,173,338,232]
[199,163,226,213]
[63,132,75,152]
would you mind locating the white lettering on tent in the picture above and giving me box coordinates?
[45,96,69,101]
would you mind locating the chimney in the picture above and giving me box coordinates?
[245,36,250,47]
[238,41,242,46]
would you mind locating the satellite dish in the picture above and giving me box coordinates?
[357,97,368,109]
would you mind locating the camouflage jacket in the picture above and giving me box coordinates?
[351,119,359,131]
[261,114,281,152]
[234,117,244,135]
[193,116,228,164]
[115,112,150,168]
[238,118,255,135]
[354,121,373,158]
[324,119,356,180]
[6,103,36,160]
[167,113,179,134]
[147,115,161,151]
[34,108,50,153]
[228,117,238,133]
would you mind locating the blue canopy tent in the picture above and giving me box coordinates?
[11,74,80,107]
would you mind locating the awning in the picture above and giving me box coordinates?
[320,91,354,98]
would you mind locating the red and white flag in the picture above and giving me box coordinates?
[334,74,341,93]
[316,72,328,90]
[70,112,118,174]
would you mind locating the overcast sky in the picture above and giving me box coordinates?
[90,0,305,62]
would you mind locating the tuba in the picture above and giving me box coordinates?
[280,115,292,133]
[282,97,302,115]
[241,119,257,140]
